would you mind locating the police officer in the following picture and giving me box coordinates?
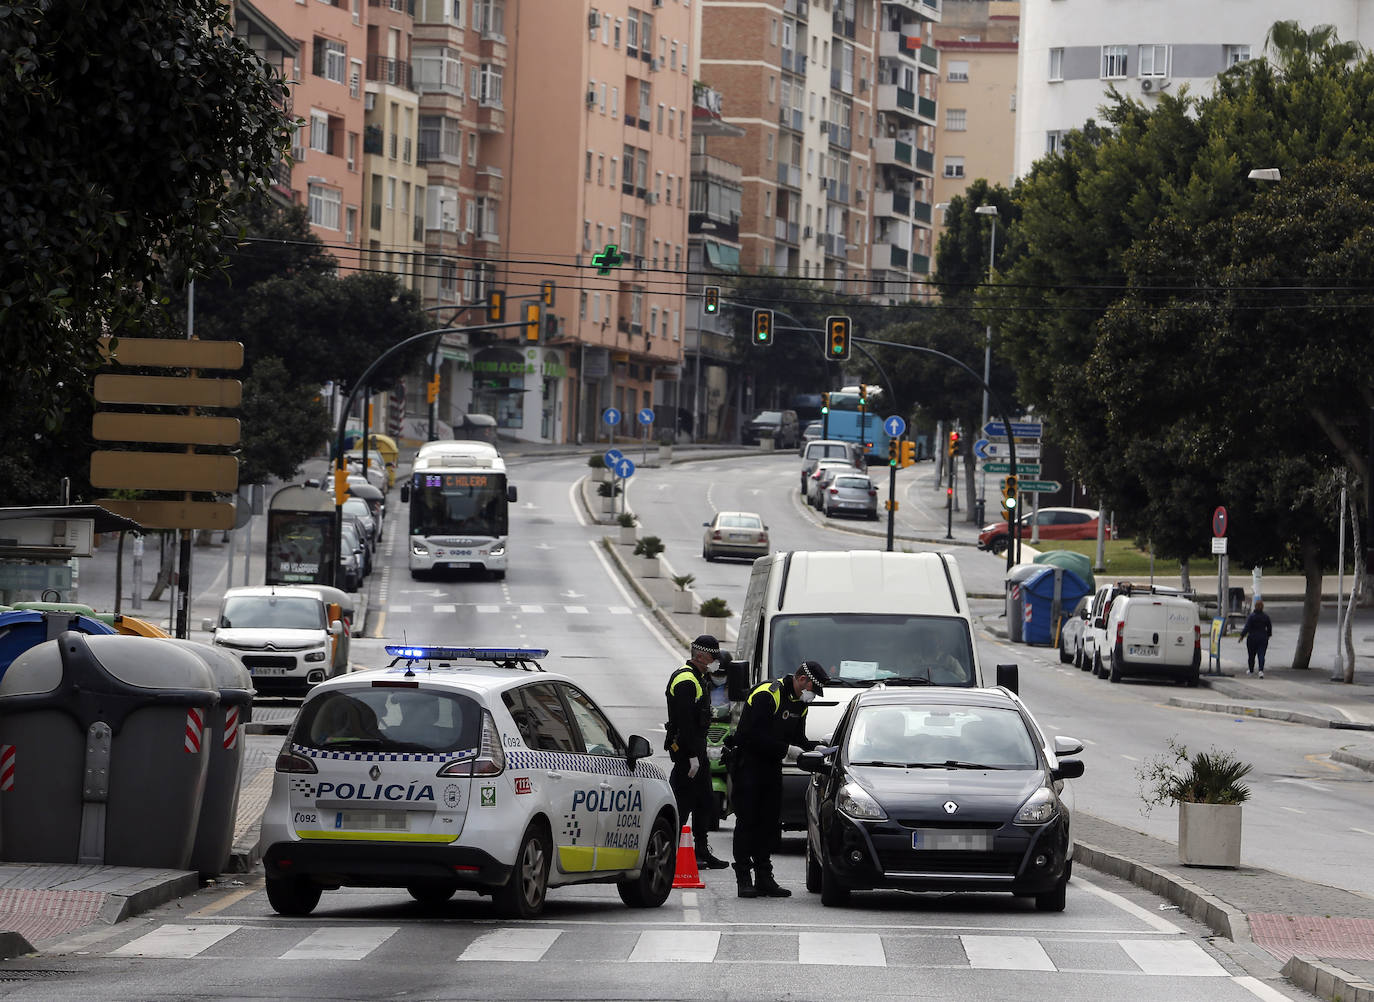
[665,635,729,869]
[730,659,829,898]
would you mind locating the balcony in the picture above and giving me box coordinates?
[476,101,505,133]
[873,189,912,218]
[823,233,846,258]
[690,153,743,184]
[776,162,802,188]
[825,179,850,204]
[474,167,503,195]
[874,136,915,172]
[910,253,931,274]
[913,199,932,224]
[915,147,934,173]
[874,242,910,269]
[777,106,804,132]
[920,45,939,73]
[367,55,414,90]
[827,124,852,150]
[367,0,416,12]
[878,84,916,117]
[917,95,937,124]
[878,30,924,62]
[774,218,800,244]
[783,0,808,17]
[781,48,807,75]
[363,125,384,155]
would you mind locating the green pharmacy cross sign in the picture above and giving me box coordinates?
[592,243,625,276]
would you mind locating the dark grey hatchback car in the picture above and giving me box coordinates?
[799,687,1084,911]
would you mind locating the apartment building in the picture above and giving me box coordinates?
[930,1,1017,246]
[1014,0,1374,178]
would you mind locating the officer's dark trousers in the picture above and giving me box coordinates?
[670,754,716,836]
[731,759,782,874]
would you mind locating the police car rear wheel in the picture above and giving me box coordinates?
[407,882,458,904]
[617,812,676,908]
[265,875,322,916]
[494,823,550,919]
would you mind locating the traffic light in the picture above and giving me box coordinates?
[426,374,440,404]
[333,466,351,503]
[1001,475,1019,519]
[487,289,505,322]
[858,385,868,413]
[541,280,556,307]
[948,430,961,457]
[524,302,541,342]
[900,440,916,468]
[821,392,830,415]
[826,315,851,361]
[752,308,774,346]
[704,286,721,314]
[888,438,900,467]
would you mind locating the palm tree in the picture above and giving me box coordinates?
[1264,20,1362,76]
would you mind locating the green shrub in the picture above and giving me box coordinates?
[633,535,665,558]
[588,453,606,468]
[616,510,638,527]
[698,597,731,618]
[672,573,695,591]
[596,481,622,497]
[1137,737,1252,814]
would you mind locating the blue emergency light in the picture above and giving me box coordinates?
[384,645,550,662]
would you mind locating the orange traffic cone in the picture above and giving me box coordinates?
[673,824,706,889]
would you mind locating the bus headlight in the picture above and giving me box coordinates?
[411,542,430,556]
[488,542,506,556]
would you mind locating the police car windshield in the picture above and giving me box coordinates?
[767,614,975,687]
[220,596,325,630]
[294,689,483,754]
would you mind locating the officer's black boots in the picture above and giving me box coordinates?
[696,837,730,870]
[734,862,758,898]
[753,864,792,898]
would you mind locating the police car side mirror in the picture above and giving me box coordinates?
[626,734,653,769]
[995,663,1019,694]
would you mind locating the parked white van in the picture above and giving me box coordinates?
[729,550,1019,827]
[1103,586,1201,686]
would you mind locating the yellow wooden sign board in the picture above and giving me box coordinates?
[93,413,241,446]
[94,374,242,408]
[90,451,239,493]
[97,499,237,531]
[99,336,244,370]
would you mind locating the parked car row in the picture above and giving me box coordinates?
[324,471,387,593]
[1059,581,1201,686]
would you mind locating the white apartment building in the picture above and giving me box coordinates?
[1015,0,1374,178]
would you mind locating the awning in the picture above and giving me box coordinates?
[0,505,143,534]
[440,346,471,363]
[704,241,741,273]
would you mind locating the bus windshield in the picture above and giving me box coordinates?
[767,613,975,687]
[409,472,509,537]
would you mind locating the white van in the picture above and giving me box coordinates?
[729,550,1019,827]
[1103,586,1201,686]
[799,439,865,493]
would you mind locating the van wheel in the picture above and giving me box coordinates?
[266,875,321,916]
[1109,648,1124,683]
[1093,653,1105,678]
[1058,644,1072,664]
[1075,645,1087,670]
[493,823,551,919]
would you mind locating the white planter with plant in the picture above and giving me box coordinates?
[657,429,674,463]
[697,597,732,636]
[1137,738,1251,868]
[596,480,621,517]
[634,536,665,579]
[671,574,696,614]
[616,511,638,544]
[587,455,610,483]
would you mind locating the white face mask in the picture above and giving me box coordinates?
[800,689,816,704]
[710,672,727,684]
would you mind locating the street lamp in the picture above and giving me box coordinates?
[973,205,999,523]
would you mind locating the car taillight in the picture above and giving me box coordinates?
[867,488,877,497]
[438,709,505,777]
[1115,620,1124,644]
[1194,624,1201,649]
[829,487,838,494]
[275,733,317,774]
[757,532,768,543]
[712,530,722,540]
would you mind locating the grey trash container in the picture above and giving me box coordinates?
[164,639,255,877]
[1004,564,1043,644]
[0,633,218,868]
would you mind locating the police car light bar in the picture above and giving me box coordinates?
[385,645,551,662]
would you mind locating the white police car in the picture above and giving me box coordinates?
[260,646,678,918]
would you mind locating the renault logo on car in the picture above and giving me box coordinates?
[943,801,959,814]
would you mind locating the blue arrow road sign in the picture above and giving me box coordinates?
[883,415,906,438]
[983,420,1043,439]
[614,458,636,479]
[637,408,655,425]
[973,438,990,460]
[603,407,622,426]
[604,449,624,468]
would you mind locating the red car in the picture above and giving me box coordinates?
[978,507,1109,555]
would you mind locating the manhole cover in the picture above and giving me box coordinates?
[0,971,73,982]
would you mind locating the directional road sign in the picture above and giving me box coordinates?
[883,415,906,438]
[604,449,624,467]
[603,407,621,426]
[637,408,655,425]
[983,420,1044,439]
[614,458,636,479]
[973,438,990,460]
[981,461,1042,476]
[1017,479,1062,494]
[980,441,1041,460]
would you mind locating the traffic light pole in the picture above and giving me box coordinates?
[946,452,955,540]
[887,463,897,551]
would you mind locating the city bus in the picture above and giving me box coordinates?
[399,441,517,580]
[821,386,889,463]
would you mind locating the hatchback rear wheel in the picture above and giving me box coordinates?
[494,823,550,919]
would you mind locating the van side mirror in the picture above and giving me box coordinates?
[399,484,410,503]
[996,663,1019,693]
[726,659,750,701]
[626,734,653,769]
[507,484,518,503]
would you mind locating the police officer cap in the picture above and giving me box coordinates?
[691,635,721,660]
[797,660,829,695]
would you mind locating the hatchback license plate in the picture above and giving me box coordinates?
[337,810,408,831]
[913,829,992,851]
[1128,645,1159,657]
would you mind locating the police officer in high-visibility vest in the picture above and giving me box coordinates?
[730,660,829,897]
[664,635,730,869]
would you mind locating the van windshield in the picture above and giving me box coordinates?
[767,614,975,687]
[220,596,325,630]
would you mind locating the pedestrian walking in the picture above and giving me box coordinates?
[730,660,829,898]
[665,635,729,869]
[1238,600,1273,677]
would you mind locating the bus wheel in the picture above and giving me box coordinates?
[490,569,506,581]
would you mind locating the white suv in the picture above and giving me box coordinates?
[204,586,342,695]
[260,646,679,919]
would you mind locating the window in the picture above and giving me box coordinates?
[1224,44,1251,67]
[475,0,504,38]
[585,150,593,181]
[504,685,577,752]
[946,59,968,82]
[613,18,621,49]
[473,63,503,105]
[313,38,346,83]
[599,82,607,112]
[344,206,356,244]
[309,110,330,152]
[308,184,341,229]
[385,176,395,209]
[597,154,605,184]
[667,108,675,136]
[467,132,478,165]
[562,687,625,757]
[943,156,965,179]
[611,86,618,118]
[670,40,678,70]
[626,9,639,54]
[657,103,664,132]
[1048,47,1063,81]
[945,108,966,131]
[1102,45,1128,79]
[1139,44,1168,77]
[1046,130,1063,155]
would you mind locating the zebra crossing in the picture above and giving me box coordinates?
[104,923,1230,975]
[384,602,635,616]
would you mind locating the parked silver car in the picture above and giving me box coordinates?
[805,459,860,508]
[822,472,879,520]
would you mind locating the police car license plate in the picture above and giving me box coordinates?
[913,829,992,851]
[1128,645,1158,657]
[337,810,408,831]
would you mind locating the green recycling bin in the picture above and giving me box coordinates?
[164,639,255,877]
[0,633,218,868]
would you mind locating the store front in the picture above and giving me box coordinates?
[466,346,566,443]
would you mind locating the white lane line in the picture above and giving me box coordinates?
[961,935,1055,971]
[799,932,885,967]
[628,929,721,963]
[476,604,501,613]
[1351,826,1374,836]
[458,927,563,962]
[432,604,455,613]
[280,926,399,961]
[1233,975,1303,1000]
[564,605,589,614]
[608,605,631,615]
[1072,873,1186,933]
[1278,806,1305,814]
[569,477,588,528]
[1119,939,1228,977]
[388,604,411,613]
[681,890,701,924]
[642,613,686,662]
[110,924,239,958]
[588,539,640,608]
[521,604,544,613]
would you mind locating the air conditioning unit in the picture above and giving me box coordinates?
[650,57,662,72]
[644,191,659,205]
[1140,78,1155,92]
[587,90,597,106]
[819,121,829,134]
[856,189,866,204]
[364,93,375,111]
[588,11,601,29]
[859,79,869,92]
[803,225,814,238]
